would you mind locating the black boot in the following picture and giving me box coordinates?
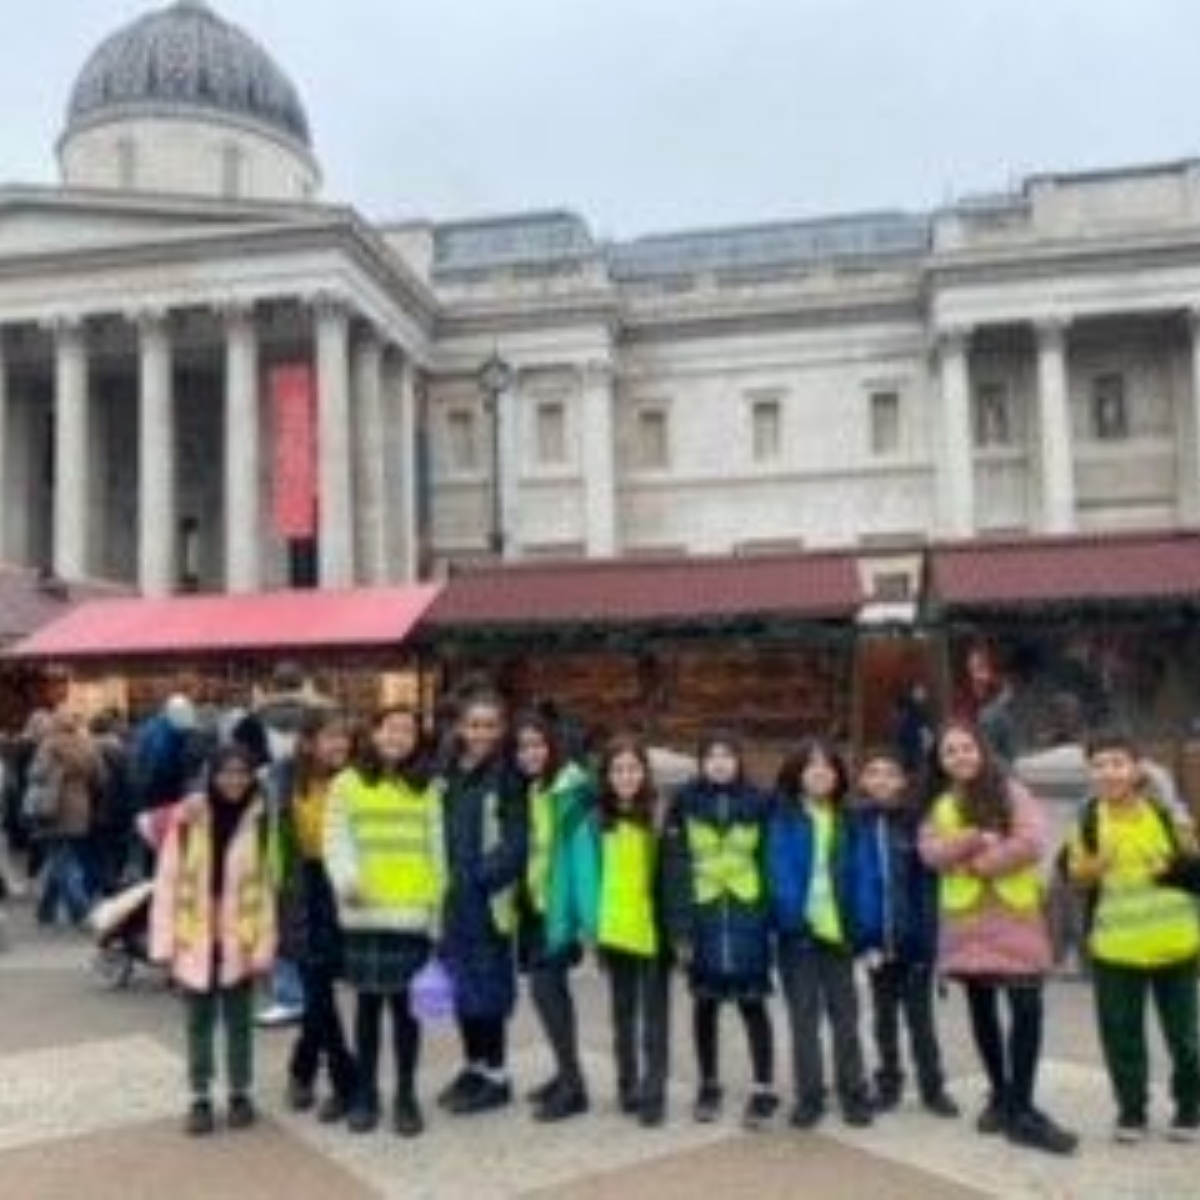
[533,1077,589,1123]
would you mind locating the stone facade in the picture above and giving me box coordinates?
[2,2,1200,596]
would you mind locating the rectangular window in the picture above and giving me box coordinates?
[445,408,479,472]
[751,399,782,464]
[869,390,901,456]
[974,381,1014,447]
[535,400,568,466]
[1091,373,1129,441]
[635,408,669,470]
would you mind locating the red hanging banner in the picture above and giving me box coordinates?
[270,364,317,540]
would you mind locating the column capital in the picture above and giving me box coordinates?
[932,325,972,359]
[215,299,259,329]
[1034,315,1072,349]
[132,307,172,337]
[43,313,87,340]
[580,358,616,387]
[310,289,354,324]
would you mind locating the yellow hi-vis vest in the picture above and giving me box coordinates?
[343,771,445,922]
[688,819,761,906]
[930,793,1042,916]
[599,818,658,957]
[1086,800,1200,968]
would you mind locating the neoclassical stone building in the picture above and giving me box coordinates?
[2,0,1199,598]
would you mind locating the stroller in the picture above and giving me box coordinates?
[88,879,154,989]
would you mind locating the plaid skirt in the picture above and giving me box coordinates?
[341,930,431,996]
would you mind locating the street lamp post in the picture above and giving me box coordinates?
[478,352,514,559]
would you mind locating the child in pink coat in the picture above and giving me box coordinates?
[150,745,277,1136]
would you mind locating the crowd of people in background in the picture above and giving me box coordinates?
[2,665,1199,1163]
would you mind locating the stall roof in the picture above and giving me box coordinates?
[0,567,130,646]
[929,530,1200,611]
[426,551,863,630]
[9,585,443,661]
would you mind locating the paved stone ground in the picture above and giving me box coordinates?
[1,901,1197,1199]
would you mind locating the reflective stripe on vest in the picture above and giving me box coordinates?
[599,820,658,957]
[345,773,441,912]
[688,819,761,905]
[930,793,1041,915]
[527,783,555,916]
[1090,802,1200,967]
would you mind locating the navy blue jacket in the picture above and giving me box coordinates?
[662,778,772,988]
[766,796,861,949]
[848,803,939,966]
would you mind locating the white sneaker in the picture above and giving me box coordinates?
[255,1003,303,1029]
[1113,1116,1148,1144]
[1168,1114,1200,1143]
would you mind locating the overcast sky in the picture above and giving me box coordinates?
[1,0,1198,238]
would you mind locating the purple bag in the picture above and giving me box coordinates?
[410,959,455,1023]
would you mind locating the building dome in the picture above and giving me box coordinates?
[65,0,311,149]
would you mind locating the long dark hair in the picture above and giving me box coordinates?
[596,733,659,830]
[926,720,1012,833]
[355,705,432,790]
[292,708,355,797]
[513,710,565,786]
[205,744,262,806]
[775,736,850,807]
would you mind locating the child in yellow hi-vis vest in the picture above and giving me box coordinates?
[1066,730,1200,1144]
[596,733,672,1127]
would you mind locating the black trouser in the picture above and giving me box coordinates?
[354,990,420,1107]
[694,995,774,1089]
[1093,957,1200,1122]
[530,959,584,1089]
[606,950,671,1106]
[778,937,868,1109]
[289,963,357,1102]
[963,979,1043,1116]
[869,960,946,1099]
[459,1016,507,1071]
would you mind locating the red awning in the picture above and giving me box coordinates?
[930,530,1200,610]
[426,552,862,629]
[9,585,443,661]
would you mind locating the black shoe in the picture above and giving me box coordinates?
[317,1094,350,1124]
[453,1076,512,1116]
[437,1068,479,1111]
[346,1102,381,1134]
[286,1078,315,1113]
[789,1098,825,1130]
[185,1098,215,1137]
[1114,1112,1149,1144]
[873,1086,901,1113]
[639,1096,666,1128]
[693,1081,723,1124]
[976,1095,1008,1135]
[393,1094,425,1138]
[618,1085,642,1116]
[534,1080,589,1123]
[742,1091,779,1131]
[526,1075,560,1106]
[1006,1109,1078,1156]
[922,1091,961,1119]
[227,1094,257,1130]
[842,1098,874,1128]
[1168,1110,1199,1144]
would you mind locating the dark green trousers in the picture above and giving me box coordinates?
[1093,957,1200,1121]
[185,981,255,1100]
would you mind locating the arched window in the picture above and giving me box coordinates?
[220,142,245,199]
[116,136,137,189]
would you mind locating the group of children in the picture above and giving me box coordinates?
[147,696,1200,1157]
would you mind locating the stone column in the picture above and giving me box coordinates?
[1183,309,1200,523]
[581,361,618,557]
[224,304,261,592]
[392,353,420,581]
[1035,318,1076,534]
[497,369,520,560]
[52,317,90,581]
[137,311,176,596]
[352,330,388,584]
[933,328,975,538]
[315,296,354,587]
